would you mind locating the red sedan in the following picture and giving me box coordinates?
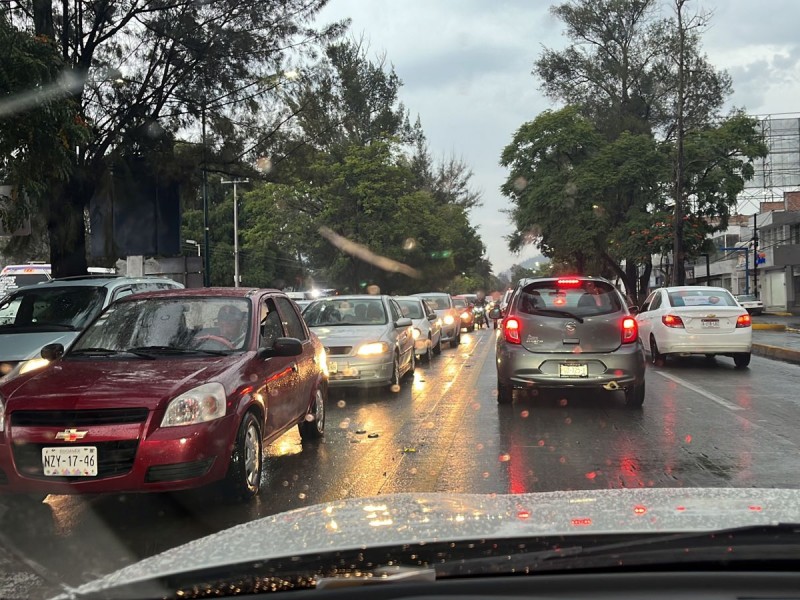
[0,288,327,502]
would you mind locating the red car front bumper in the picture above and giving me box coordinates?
[0,412,238,495]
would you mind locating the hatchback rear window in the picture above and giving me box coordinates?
[668,289,737,307]
[517,279,622,317]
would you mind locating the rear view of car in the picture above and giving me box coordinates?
[736,294,764,315]
[451,295,474,332]
[637,286,753,368]
[493,277,645,407]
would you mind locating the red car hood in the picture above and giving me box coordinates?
[2,355,247,412]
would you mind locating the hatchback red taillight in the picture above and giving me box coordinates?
[736,313,752,328]
[662,314,685,328]
[504,317,521,344]
[622,317,638,344]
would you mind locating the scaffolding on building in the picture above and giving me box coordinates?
[737,113,800,214]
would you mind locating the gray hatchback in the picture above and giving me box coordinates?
[491,276,646,408]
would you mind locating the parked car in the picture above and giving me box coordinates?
[0,275,183,379]
[736,293,765,315]
[0,288,327,501]
[491,276,646,407]
[452,295,475,332]
[412,292,461,347]
[636,286,752,368]
[394,295,443,362]
[302,295,415,390]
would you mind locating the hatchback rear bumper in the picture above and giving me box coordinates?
[497,341,646,389]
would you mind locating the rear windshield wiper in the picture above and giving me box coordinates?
[530,308,584,323]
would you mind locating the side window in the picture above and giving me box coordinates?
[275,297,308,341]
[389,300,401,321]
[641,293,655,312]
[259,297,285,348]
[650,291,663,311]
[112,287,134,302]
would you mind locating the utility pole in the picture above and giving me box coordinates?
[672,0,687,286]
[221,178,249,287]
[201,97,211,287]
[752,213,759,298]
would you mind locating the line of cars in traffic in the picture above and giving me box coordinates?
[491,277,755,408]
[0,279,478,504]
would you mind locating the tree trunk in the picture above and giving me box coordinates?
[48,175,89,277]
[33,0,55,38]
[637,259,653,305]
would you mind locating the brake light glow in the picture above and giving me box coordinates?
[621,317,637,344]
[662,314,684,328]
[504,317,521,344]
[557,278,582,287]
[736,314,752,328]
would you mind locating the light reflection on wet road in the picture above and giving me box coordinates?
[2,327,800,592]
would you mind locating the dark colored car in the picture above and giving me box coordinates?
[491,276,646,408]
[0,288,327,501]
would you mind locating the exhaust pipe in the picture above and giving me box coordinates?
[603,381,620,391]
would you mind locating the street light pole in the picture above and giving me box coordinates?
[221,178,249,287]
[753,213,760,299]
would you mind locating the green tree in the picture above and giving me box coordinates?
[0,14,88,257]
[6,0,341,276]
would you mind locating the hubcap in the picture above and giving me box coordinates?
[314,389,325,433]
[244,423,260,488]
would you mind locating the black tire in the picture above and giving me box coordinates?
[405,350,415,378]
[650,335,665,366]
[624,381,645,409]
[432,336,442,355]
[733,352,751,369]
[497,380,513,404]
[450,332,461,348]
[468,325,475,333]
[223,411,262,501]
[388,354,401,391]
[298,386,325,441]
[422,336,433,363]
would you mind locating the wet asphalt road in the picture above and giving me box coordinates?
[2,326,800,594]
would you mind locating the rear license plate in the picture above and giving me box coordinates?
[342,367,359,377]
[702,319,719,328]
[328,361,338,374]
[42,446,98,477]
[559,363,588,378]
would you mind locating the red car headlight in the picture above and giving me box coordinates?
[161,382,227,427]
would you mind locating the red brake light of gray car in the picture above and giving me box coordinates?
[621,317,638,344]
[504,317,521,344]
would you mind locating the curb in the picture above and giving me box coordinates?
[764,312,794,317]
[752,323,786,331]
[752,343,800,366]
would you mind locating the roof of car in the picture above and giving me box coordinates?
[114,287,281,301]
[659,286,731,293]
[308,294,388,301]
[10,275,182,290]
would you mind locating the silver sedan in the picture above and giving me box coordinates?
[302,295,415,390]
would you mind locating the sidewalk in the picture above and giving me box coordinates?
[751,313,800,365]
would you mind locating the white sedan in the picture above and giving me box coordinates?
[636,286,752,368]
[736,294,765,315]
[394,296,443,362]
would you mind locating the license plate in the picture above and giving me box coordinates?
[342,367,359,377]
[702,319,719,328]
[42,446,98,477]
[328,361,338,374]
[559,363,588,378]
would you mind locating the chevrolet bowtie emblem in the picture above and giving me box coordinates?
[706,314,717,318]
[55,429,88,442]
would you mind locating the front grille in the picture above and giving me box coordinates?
[12,440,139,481]
[145,459,214,483]
[11,408,148,427]
[326,346,353,356]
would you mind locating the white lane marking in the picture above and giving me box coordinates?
[654,371,743,411]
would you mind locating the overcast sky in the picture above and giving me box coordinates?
[315,0,800,273]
